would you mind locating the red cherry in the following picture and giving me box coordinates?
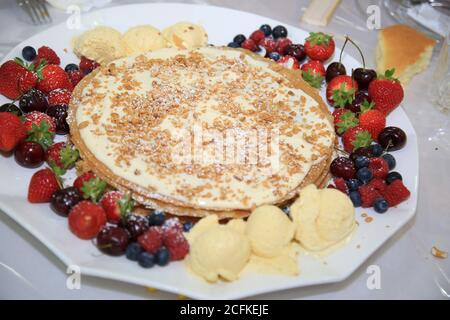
[330,157,356,179]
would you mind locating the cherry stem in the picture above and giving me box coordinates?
[345,36,365,69]
[339,37,350,65]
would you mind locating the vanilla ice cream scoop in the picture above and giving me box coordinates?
[246,205,295,258]
[121,25,168,55]
[162,22,208,49]
[187,225,251,283]
[291,184,356,252]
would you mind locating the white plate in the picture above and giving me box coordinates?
[0,3,418,299]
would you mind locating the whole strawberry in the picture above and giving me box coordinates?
[33,46,60,66]
[359,101,386,140]
[68,201,106,239]
[277,55,299,70]
[304,32,335,61]
[0,60,28,99]
[24,111,55,149]
[73,171,106,202]
[100,191,135,223]
[326,75,358,108]
[0,112,26,152]
[333,109,359,135]
[37,65,73,93]
[342,125,373,153]
[301,60,325,88]
[368,69,404,115]
[45,142,79,175]
[28,168,60,203]
[18,69,38,93]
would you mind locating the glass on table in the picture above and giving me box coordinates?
[430,31,450,113]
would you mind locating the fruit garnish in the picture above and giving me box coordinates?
[325,36,349,83]
[28,168,61,203]
[259,38,277,55]
[344,36,377,90]
[304,32,335,61]
[368,69,404,115]
[326,75,358,107]
[96,226,130,256]
[250,30,265,44]
[378,126,407,151]
[79,56,99,74]
[276,37,293,55]
[33,46,61,66]
[37,64,73,93]
[333,177,349,194]
[272,25,288,39]
[342,125,373,153]
[100,191,135,223]
[121,214,149,241]
[284,44,306,62]
[138,226,163,254]
[0,103,22,116]
[277,55,299,70]
[48,88,71,106]
[300,60,325,88]
[358,184,381,208]
[162,227,189,261]
[50,187,82,217]
[14,140,45,168]
[46,104,69,135]
[45,142,79,175]
[67,70,84,87]
[359,102,386,140]
[22,46,37,62]
[0,112,26,152]
[347,91,371,113]
[241,38,257,52]
[0,60,28,99]
[24,111,55,150]
[19,88,48,113]
[81,177,107,203]
[334,109,359,135]
[68,201,106,240]
[382,179,410,207]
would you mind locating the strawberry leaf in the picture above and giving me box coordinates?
[332,83,356,108]
[302,70,324,88]
[307,32,332,47]
[60,145,79,170]
[26,122,54,150]
[352,131,373,151]
[360,100,375,113]
[118,193,135,218]
[336,111,359,134]
[81,177,107,203]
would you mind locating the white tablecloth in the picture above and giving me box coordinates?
[0,0,449,299]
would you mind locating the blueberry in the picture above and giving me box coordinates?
[155,247,170,266]
[183,221,194,232]
[382,154,396,170]
[281,205,290,215]
[227,42,240,48]
[126,242,143,261]
[370,143,383,157]
[22,46,36,62]
[259,24,272,36]
[138,251,155,268]
[356,167,372,184]
[233,34,246,46]
[373,198,389,213]
[349,191,362,207]
[354,156,369,169]
[385,171,402,185]
[147,210,165,226]
[268,52,281,61]
[346,179,361,192]
[65,63,79,72]
[272,25,288,39]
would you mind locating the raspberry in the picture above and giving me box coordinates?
[359,184,382,208]
[249,30,265,44]
[162,217,183,233]
[333,178,348,194]
[259,38,277,54]
[34,46,60,65]
[48,88,71,106]
[367,178,387,193]
[138,226,163,254]
[382,180,410,207]
[241,39,257,52]
[79,56,100,73]
[67,70,84,87]
[368,157,389,179]
[163,228,189,261]
[276,38,292,55]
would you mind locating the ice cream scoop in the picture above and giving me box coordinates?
[73,26,125,64]
[291,184,356,252]
[187,224,251,283]
[246,205,295,258]
[121,25,168,55]
[162,22,208,49]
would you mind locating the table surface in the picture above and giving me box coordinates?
[0,0,449,300]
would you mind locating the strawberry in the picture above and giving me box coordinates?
[359,184,381,208]
[67,70,84,87]
[326,75,358,107]
[249,30,265,44]
[276,37,292,55]
[100,191,135,223]
[68,201,106,239]
[368,69,404,115]
[138,226,163,254]
[277,55,299,70]
[45,142,79,175]
[359,101,386,139]
[334,178,348,194]
[382,179,410,207]
[18,69,38,93]
[301,60,325,88]
[304,32,335,61]
[333,109,359,135]
[24,111,55,149]
[259,38,277,54]
[79,56,100,73]
[33,46,60,66]
[0,60,27,99]
[163,227,189,261]
[37,65,72,94]
[28,168,60,203]
[342,125,373,153]
[368,157,389,179]
[48,88,71,106]
[73,171,96,193]
[0,112,26,152]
